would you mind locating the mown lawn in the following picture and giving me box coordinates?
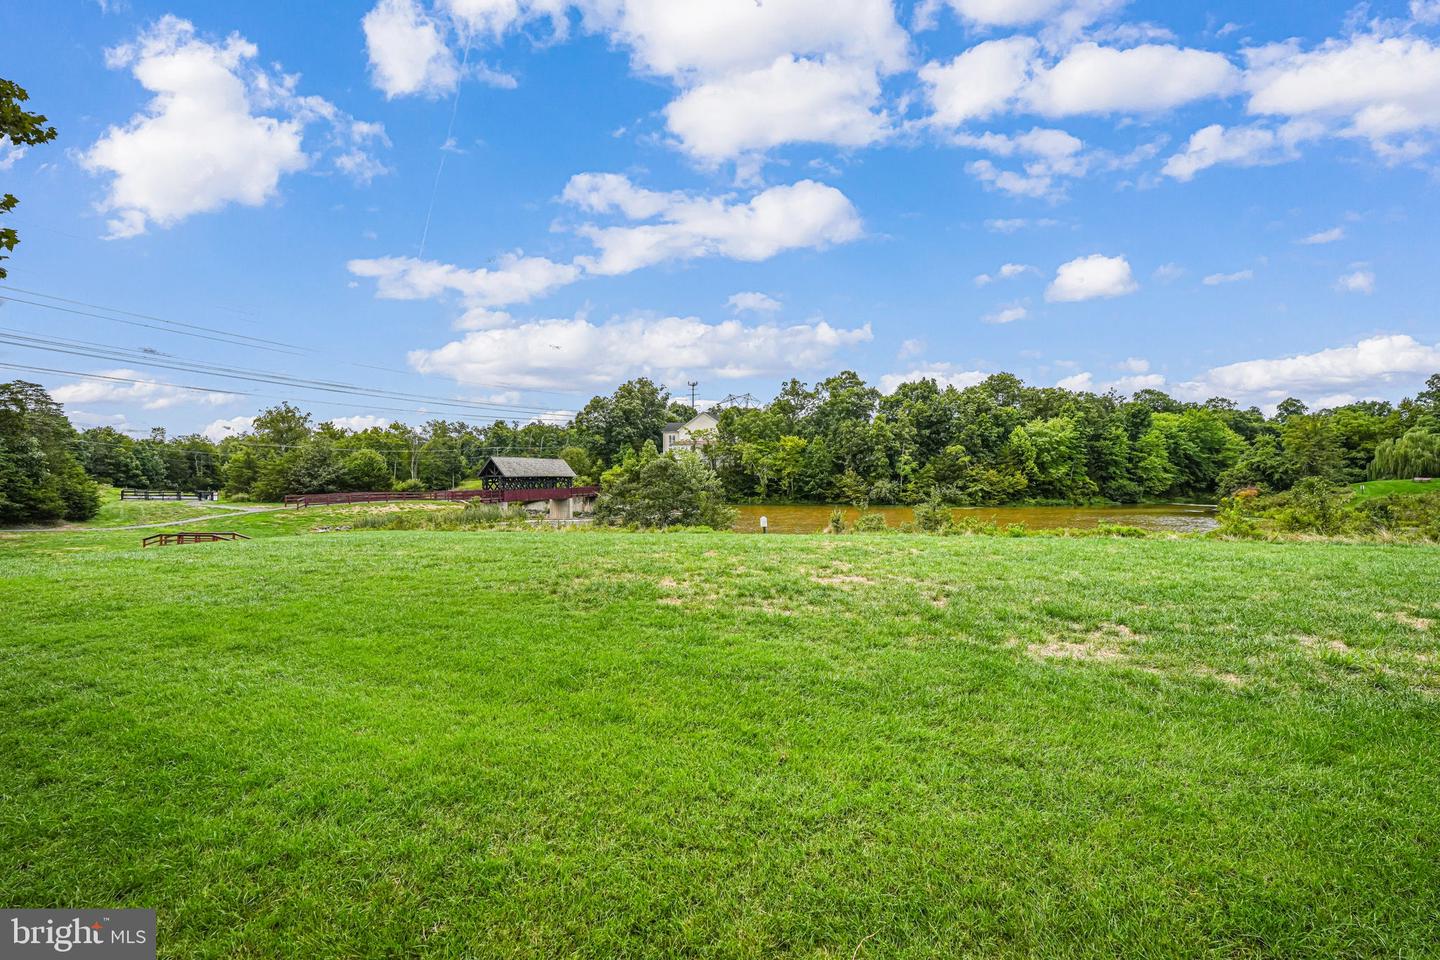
[71,486,255,528]
[1,520,1438,958]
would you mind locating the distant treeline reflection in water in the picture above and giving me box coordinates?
[732,503,1218,534]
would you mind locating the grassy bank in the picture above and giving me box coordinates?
[1351,478,1437,501]
[1,520,1437,957]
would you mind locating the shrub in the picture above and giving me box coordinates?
[827,508,846,534]
[394,478,426,492]
[913,495,953,533]
[852,511,887,533]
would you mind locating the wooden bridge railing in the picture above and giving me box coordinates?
[122,489,218,501]
[142,531,250,548]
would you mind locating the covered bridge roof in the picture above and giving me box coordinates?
[480,456,577,479]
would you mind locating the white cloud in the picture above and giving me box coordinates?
[1299,226,1345,245]
[922,40,1238,129]
[975,262,1037,286]
[984,217,1060,233]
[409,313,873,389]
[954,127,1086,198]
[1415,1,1440,25]
[363,0,460,98]
[353,174,860,316]
[51,369,241,411]
[347,253,582,307]
[898,338,926,359]
[728,291,782,314]
[1056,371,1093,390]
[1045,254,1138,302]
[202,415,255,441]
[325,414,391,432]
[1245,34,1440,157]
[1111,373,1166,392]
[82,16,384,238]
[920,37,1038,126]
[663,55,889,162]
[982,303,1029,324]
[1203,269,1254,285]
[1161,120,1321,181]
[576,0,909,80]
[1024,43,1240,116]
[570,176,863,276]
[1118,356,1150,373]
[1336,269,1376,294]
[0,136,26,172]
[878,364,987,393]
[1182,334,1440,400]
[1153,262,1185,282]
[934,0,1128,43]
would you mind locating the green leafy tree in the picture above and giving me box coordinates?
[595,445,735,528]
[1,78,59,280]
[341,449,392,491]
[0,381,99,523]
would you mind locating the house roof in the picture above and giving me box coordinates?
[481,456,577,478]
[662,421,686,433]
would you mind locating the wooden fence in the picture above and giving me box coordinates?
[122,489,217,501]
[142,531,250,548]
[284,487,598,508]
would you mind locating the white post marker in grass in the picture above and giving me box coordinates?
[760,515,768,534]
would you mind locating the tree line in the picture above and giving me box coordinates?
[2,371,1438,525]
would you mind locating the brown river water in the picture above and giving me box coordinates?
[732,503,1218,534]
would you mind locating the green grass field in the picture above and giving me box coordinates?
[68,486,260,529]
[2,511,1438,957]
[1350,478,1438,501]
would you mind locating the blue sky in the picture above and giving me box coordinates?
[2,0,1439,438]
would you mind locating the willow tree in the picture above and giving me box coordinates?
[1369,428,1440,480]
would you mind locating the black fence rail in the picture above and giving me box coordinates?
[142,531,250,548]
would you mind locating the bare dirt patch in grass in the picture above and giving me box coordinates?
[811,575,877,587]
[1298,635,1352,654]
[1028,623,1139,663]
[1393,612,1433,631]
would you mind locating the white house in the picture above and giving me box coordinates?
[662,411,718,454]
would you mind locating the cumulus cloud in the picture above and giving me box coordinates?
[1245,34,1440,158]
[0,136,26,172]
[663,55,890,163]
[324,414,391,432]
[1180,334,1440,401]
[1045,254,1138,302]
[363,0,460,98]
[348,253,581,307]
[922,40,1238,129]
[1057,370,1166,393]
[202,415,255,441]
[985,217,1060,232]
[1025,43,1240,116]
[409,313,873,389]
[982,303,1029,324]
[352,174,862,315]
[1203,269,1254,285]
[878,364,988,393]
[569,175,863,276]
[975,262,1037,286]
[1056,371,1093,390]
[81,16,385,238]
[51,369,241,411]
[1299,226,1345,245]
[1161,120,1321,180]
[1336,268,1376,294]
[728,291,782,314]
[1118,356,1150,373]
[955,127,1087,198]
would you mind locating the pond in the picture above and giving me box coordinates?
[732,502,1218,534]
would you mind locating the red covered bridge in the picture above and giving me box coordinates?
[284,456,597,519]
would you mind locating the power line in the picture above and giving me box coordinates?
[0,328,575,418]
[0,361,575,426]
[0,283,590,400]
